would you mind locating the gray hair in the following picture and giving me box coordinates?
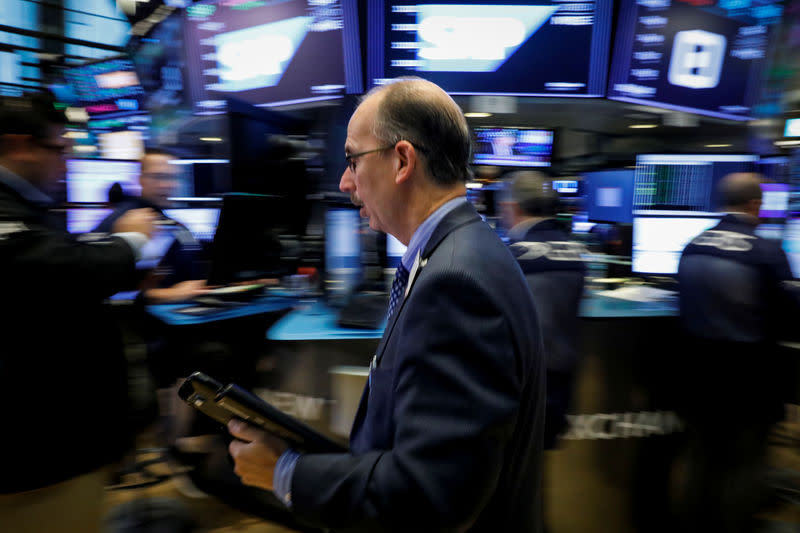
[365,78,472,186]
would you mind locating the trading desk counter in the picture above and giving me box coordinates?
[266,289,678,341]
[258,289,683,532]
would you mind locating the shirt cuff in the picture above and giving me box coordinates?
[273,448,301,508]
[113,232,148,261]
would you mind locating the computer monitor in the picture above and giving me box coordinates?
[63,55,145,115]
[368,0,612,96]
[472,127,554,167]
[583,169,635,223]
[632,215,720,275]
[164,208,221,242]
[784,118,800,138]
[760,183,790,219]
[607,0,780,121]
[634,154,758,213]
[207,194,286,285]
[66,208,112,233]
[66,159,141,204]
[324,206,363,305]
[783,219,800,279]
[184,0,362,113]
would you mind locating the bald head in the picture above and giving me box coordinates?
[364,78,472,186]
[718,172,763,216]
[508,171,560,217]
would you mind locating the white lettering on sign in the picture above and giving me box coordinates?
[692,230,755,252]
[563,410,684,440]
[256,389,328,421]
[418,16,526,61]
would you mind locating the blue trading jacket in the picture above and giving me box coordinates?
[509,218,586,373]
[678,214,800,343]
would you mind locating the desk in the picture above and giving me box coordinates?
[147,295,298,326]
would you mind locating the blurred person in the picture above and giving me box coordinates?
[226,78,547,532]
[500,170,586,450]
[94,147,209,303]
[0,92,155,532]
[676,172,800,533]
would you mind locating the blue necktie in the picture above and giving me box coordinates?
[387,263,410,320]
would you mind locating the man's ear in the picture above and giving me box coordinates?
[394,140,416,185]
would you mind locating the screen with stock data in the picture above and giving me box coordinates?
[184,0,362,113]
[368,0,612,96]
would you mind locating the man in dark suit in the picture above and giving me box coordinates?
[0,92,155,532]
[501,170,585,450]
[227,78,546,532]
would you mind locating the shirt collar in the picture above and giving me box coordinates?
[0,164,53,205]
[507,217,548,241]
[401,196,468,271]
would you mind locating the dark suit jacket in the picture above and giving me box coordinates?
[291,202,546,532]
[0,179,141,492]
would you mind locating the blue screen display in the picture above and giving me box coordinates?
[472,127,553,167]
[64,56,146,115]
[583,169,635,223]
[184,0,362,113]
[368,0,612,96]
[607,0,781,121]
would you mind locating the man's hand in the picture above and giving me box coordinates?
[144,279,214,303]
[112,208,157,238]
[227,419,289,492]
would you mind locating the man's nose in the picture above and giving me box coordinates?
[339,168,353,193]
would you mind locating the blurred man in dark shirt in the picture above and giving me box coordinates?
[94,147,209,303]
[501,170,586,450]
[677,172,800,533]
[0,92,155,532]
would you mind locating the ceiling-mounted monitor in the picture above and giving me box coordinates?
[472,127,554,167]
[184,0,363,114]
[607,0,781,121]
[367,0,612,97]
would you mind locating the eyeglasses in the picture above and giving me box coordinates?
[345,146,394,173]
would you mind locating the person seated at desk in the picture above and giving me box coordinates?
[94,147,210,303]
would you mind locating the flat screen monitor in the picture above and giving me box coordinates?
[66,208,112,233]
[66,159,141,204]
[325,206,363,302]
[632,215,720,275]
[783,219,800,279]
[785,118,800,138]
[207,194,287,285]
[472,127,553,167]
[760,183,790,219]
[368,0,612,96]
[63,56,146,116]
[607,0,780,121]
[634,154,758,213]
[583,169,635,223]
[164,208,221,242]
[184,0,363,113]
[552,179,578,195]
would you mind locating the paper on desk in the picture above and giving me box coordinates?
[595,285,677,303]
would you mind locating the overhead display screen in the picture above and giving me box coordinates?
[367,0,612,96]
[607,0,782,121]
[184,0,362,113]
[64,56,146,116]
[472,127,553,167]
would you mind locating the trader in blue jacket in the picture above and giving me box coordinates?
[227,78,547,532]
[677,172,800,533]
[501,170,586,449]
